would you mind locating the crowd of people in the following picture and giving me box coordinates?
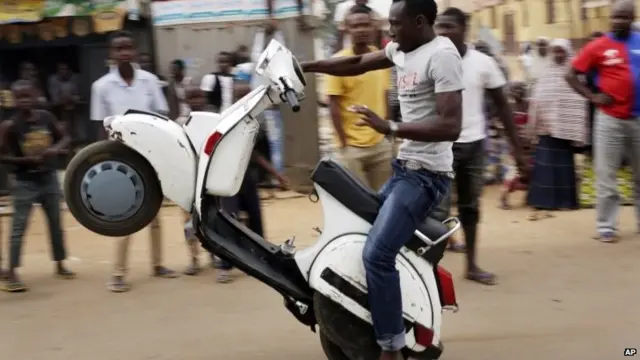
[324,0,640,285]
[0,1,638,353]
[304,1,640,357]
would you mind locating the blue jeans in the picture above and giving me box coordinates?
[10,172,66,269]
[362,160,450,351]
[264,108,284,174]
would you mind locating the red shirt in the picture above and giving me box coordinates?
[381,37,391,49]
[572,33,640,119]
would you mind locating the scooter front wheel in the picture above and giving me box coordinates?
[64,140,163,237]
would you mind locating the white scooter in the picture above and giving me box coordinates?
[64,40,460,360]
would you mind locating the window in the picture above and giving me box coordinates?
[546,0,555,24]
[490,6,497,28]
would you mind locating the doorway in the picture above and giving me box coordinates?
[503,12,517,55]
[0,45,80,98]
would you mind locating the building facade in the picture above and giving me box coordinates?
[451,0,618,54]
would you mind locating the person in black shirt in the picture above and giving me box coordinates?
[0,80,73,292]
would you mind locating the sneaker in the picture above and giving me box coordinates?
[2,278,28,293]
[593,232,619,243]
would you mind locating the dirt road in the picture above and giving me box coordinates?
[0,187,637,360]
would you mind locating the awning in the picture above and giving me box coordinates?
[0,0,141,25]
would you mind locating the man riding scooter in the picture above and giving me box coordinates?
[301,0,463,358]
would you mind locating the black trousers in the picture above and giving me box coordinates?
[433,140,484,231]
[220,170,264,238]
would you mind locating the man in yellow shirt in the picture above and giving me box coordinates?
[325,4,392,190]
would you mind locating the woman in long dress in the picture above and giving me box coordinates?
[527,38,587,219]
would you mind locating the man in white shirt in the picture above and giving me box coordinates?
[434,7,528,285]
[91,30,178,293]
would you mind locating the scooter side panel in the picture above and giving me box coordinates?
[183,112,222,152]
[196,87,273,202]
[307,236,440,351]
[295,185,372,277]
[108,115,195,211]
[298,185,443,350]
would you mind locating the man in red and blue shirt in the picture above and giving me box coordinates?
[566,0,640,242]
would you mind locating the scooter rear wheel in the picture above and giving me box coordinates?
[319,331,350,360]
[64,140,163,237]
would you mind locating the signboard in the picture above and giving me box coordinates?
[151,0,306,26]
[43,0,129,17]
[0,0,135,25]
[0,0,45,25]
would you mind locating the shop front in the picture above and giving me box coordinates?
[0,0,152,194]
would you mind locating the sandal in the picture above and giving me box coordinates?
[498,194,511,210]
[2,278,28,292]
[184,264,201,276]
[107,277,131,293]
[217,270,233,284]
[447,242,466,253]
[466,270,497,285]
[153,266,179,278]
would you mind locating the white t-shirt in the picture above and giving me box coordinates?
[457,49,507,143]
[385,37,464,172]
[91,68,168,121]
[199,73,234,112]
[174,76,193,124]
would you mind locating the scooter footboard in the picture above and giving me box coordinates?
[307,234,443,352]
[197,208,312,302]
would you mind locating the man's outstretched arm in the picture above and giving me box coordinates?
[302,50,393,76]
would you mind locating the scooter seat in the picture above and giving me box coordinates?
[310,159,451,258]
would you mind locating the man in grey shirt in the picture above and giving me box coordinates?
[91,30,177,293]
[302,0,463,357]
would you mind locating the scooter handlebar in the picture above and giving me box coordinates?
[284,89,301,113]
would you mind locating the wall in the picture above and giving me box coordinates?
[467,0,619,53]
[153,19,320,189]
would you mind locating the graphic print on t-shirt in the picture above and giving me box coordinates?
[21,127,52,156]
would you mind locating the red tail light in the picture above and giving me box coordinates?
[414,323,435,347]
[203,131,223,156]
[436,266,457,308]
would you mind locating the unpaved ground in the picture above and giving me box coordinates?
[0,187,638,360]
